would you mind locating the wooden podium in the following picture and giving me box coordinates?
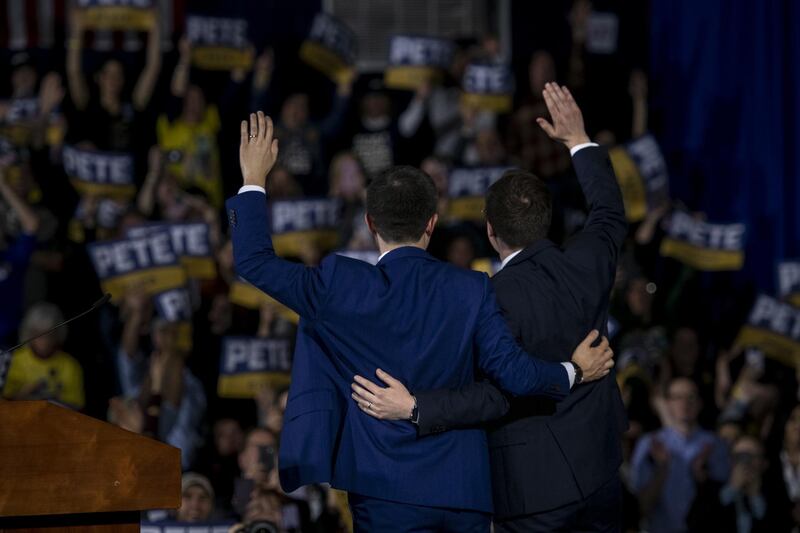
[0,401,181,532]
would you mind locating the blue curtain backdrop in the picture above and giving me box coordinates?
[649,0,800,292]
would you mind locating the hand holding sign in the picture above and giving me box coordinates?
[240,111,279,189]
[537,82,591,150]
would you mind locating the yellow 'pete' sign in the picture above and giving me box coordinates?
[447,167,512,221]
[153,287,193,351]
[228,279,300,325]
[63,145,136,200]
[735,294,800,367]
[659,211,746,271]
[778,261,800,306]
[609,134,670,223]
[299,12,357,85]
[186,15,253,71]
[127,223,217,280]
[217,336,293,398]
[384,35,454,90]
[88,233,186,301]
[461,62,514,113]
[76,0,155,30]
[270,198,341,257]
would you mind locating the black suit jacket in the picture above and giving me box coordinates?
[415,146,629,519]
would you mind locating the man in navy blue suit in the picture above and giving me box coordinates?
[352,83,628,531]
[226,110,614,532]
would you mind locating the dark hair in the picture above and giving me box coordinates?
[485,170,552,248]
[366,165,438,243]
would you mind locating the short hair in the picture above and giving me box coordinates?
[366,165,438,243]
[485,170,552,248]
[20,302,66,345]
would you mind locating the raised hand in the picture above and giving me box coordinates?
[571,330,614,382]
[240,111,279,188]
[351,369,415,420]
[537,82,591,150]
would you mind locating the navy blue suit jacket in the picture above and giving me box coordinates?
[414,146,629,518]
[226,190,571,513]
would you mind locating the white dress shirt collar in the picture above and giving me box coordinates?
[498,248,524,272]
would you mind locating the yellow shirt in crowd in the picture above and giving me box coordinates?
[2,346,85,409]
[157,105,223,208]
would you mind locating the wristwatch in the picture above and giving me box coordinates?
[569,361,584,386]
[409,395,419,424]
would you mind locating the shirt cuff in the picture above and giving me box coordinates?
[570,142,599,157]
[239,185,266,195]
[561,362,576,389]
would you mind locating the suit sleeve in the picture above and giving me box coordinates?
[414,380,510,437]
[473,276,570,399]
[563,146,627,278]
[226,191,333,319]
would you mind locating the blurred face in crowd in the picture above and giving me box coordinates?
[529,51,556,95]
[481,34,501,59]
[156,175,192,221]
[670,327,700,377]
[177,484,213,522]
[625,277,654,319]
[361,92,390,120]
[666,378,701,429]
[183,85,207,123]
[449,47,472,81]
[475,128,506,166]
[12,65,37,97]
[421,157,448,196]
[152,321,180,354]
[447,236,476,270]
[239,428,277,479]
[30,332,60,359]
[116,209,146,237]
[214,418,244,457]
[281,94,309,131]
[784,405,800,451]
[718,421,743,449]
[266,166,302,199]
[96,60,125,101]
[330,153,366,203]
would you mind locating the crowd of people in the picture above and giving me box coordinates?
[0,3,797,532]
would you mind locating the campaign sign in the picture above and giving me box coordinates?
[447,167,512,221]
[153,287,193,351]
[270,198,341,257]
[384,35,454,90]
[0,98,38,146]
[299,12,357,84]
[659,211,746,271]
[461,62,513,113]
[625,134,670,211]
[609,146,647,222]
[63,145,136,200]
[186,15,253,71]
[735,294,800,367]
[76,0,155,30]
[218,336,293,397]
[127,223,216,279]
[228,279,300,325]
[141,522,234,533]
[87,233,186,301]
[586,12,619,55]
[778,260,800,306]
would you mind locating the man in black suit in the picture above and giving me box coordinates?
[351,83,628,531]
